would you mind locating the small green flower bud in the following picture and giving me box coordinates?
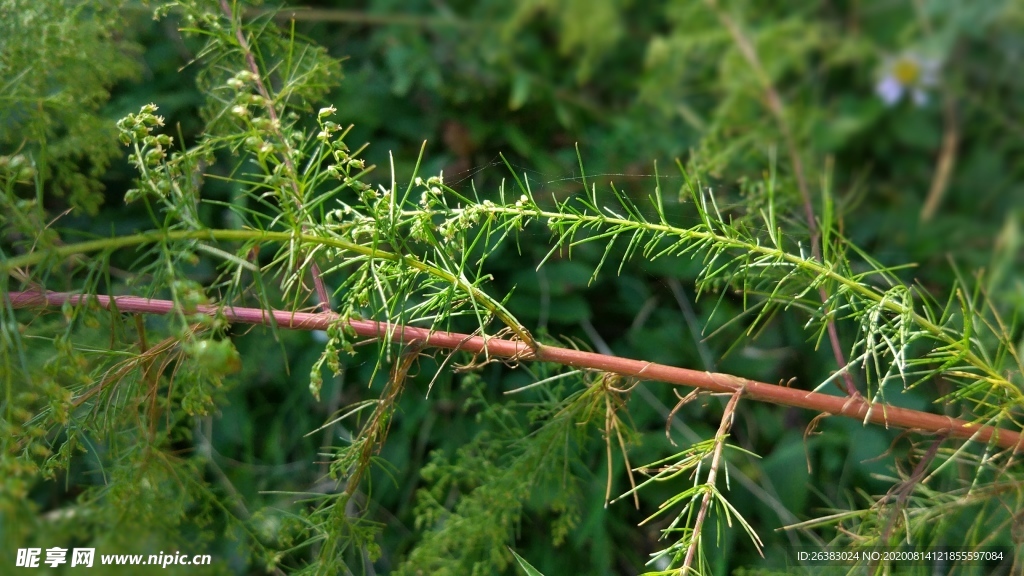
[194,337,239,370]
[145,148,165,166]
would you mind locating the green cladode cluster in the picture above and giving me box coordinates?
[1,1,1022,574]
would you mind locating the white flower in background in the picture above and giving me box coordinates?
[876,53,940,106]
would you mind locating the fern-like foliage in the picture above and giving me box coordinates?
[0,0,141,214]
[1,1,1021,575]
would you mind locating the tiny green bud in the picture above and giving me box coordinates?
[145,148,165,166]
[190,338,242,376]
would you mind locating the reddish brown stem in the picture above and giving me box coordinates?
[9,291,1023,451]
[705,0,858,398]
[219,0,332,311]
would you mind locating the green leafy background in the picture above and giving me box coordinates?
[2,0,1022,574]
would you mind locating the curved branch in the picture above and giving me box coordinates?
[0,227,535,348]
[8,291,1022,451]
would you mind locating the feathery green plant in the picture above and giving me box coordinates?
[1,0,1022,574]
[0,0,140,215]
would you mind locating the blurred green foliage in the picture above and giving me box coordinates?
[2,0,1023,574]
[0,0,141,214]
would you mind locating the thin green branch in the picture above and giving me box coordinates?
[219,0,331,310]
[702,0,859,397]
[1,227,535,349]
[420,203,1015,400]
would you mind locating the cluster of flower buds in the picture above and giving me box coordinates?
[315,106,370,197]
[117,104,181,203]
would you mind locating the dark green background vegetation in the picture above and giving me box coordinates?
[2,0,1022,574]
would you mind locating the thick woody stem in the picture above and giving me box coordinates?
[9,291,1022,451]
